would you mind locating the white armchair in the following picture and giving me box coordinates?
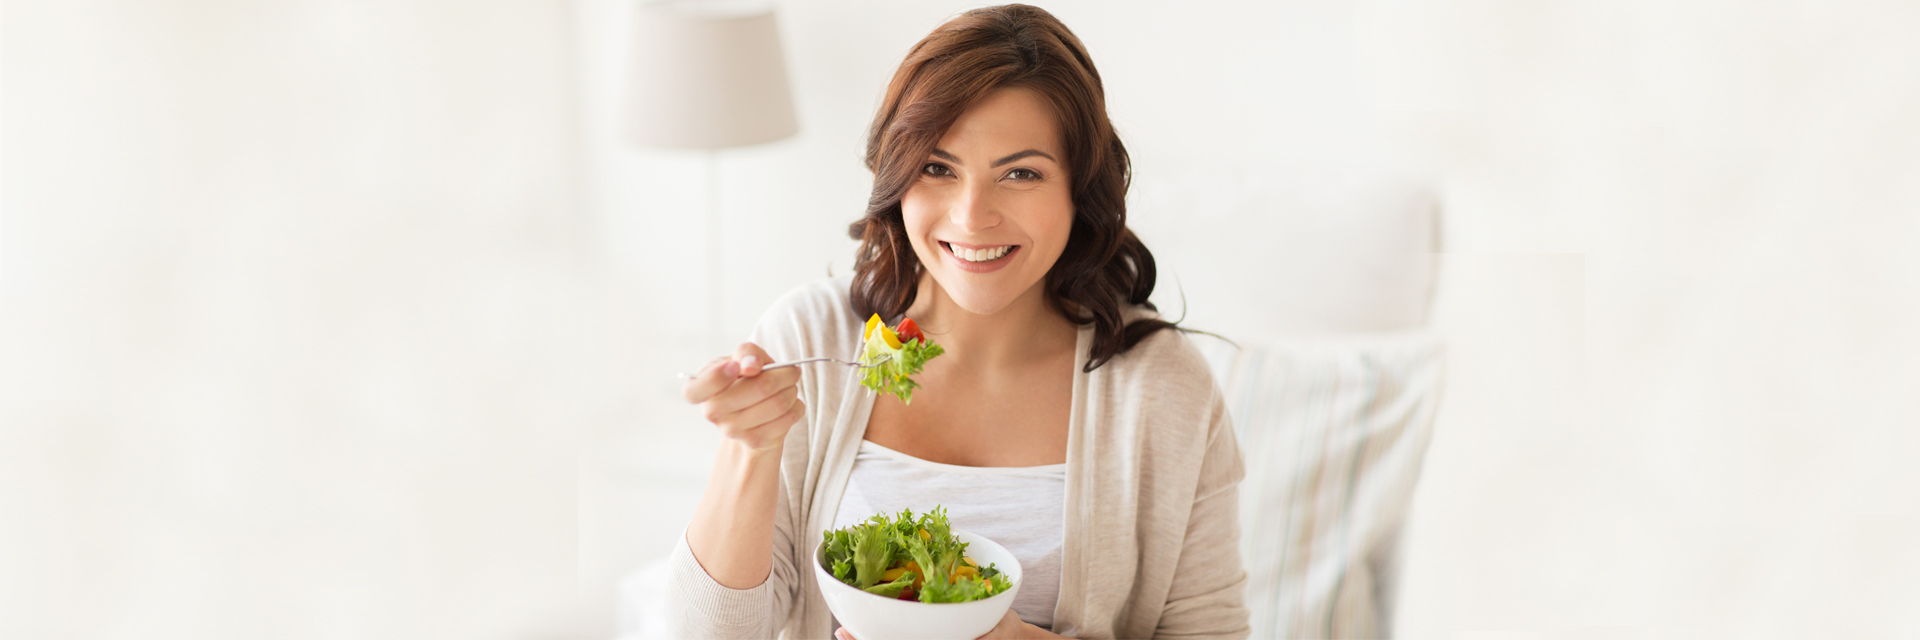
[1133,165,1443,639]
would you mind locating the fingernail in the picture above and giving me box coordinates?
[722,362,740,377]
[742,355,760,369]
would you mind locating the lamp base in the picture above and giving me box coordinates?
[705,149,726,355]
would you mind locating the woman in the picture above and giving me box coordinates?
[669,5,1248,639]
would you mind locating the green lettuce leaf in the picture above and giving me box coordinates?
[850,517,894,588]
[859,332,944,404]
[821,529,855,583]
[860,570,917,598]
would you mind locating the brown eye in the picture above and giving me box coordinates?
[1007,168,1041,181]
[923,163,953,177]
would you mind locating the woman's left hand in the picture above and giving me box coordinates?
[974,608,1043,639]
[833,609,1056,640]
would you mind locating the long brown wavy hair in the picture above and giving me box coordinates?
[846,3,1174,372]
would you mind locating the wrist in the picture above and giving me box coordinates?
[720,436,785,461]
[1024,622,1067,639]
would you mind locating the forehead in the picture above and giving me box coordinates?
[936,86,1062,156]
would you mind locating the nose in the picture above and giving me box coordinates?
[948,178,1001,234]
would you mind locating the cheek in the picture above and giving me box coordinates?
[1036,196,1075,252]
[899,188,936,253]
[900,192,927,225]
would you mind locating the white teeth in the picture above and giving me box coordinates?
[952,245,1011,262]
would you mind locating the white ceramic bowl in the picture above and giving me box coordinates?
[813,529,1023,640]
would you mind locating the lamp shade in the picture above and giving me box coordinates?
[626,0,799,149]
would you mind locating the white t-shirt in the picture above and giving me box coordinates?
[830,438,1066,630]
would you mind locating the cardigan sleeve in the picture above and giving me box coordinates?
[659,470,804,640]
[1154,387,1252,640]
[657,284,835,640]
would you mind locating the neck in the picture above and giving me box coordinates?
[903,273,1078,371]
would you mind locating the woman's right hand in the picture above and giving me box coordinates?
[682,342,805,452]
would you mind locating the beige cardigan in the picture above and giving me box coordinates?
[664,278,1250,640]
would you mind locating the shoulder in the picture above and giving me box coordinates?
[1100,306,1218,402]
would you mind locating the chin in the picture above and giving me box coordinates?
[933,284,1012,316]
[927,272,1041,317]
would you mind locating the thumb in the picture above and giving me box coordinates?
[681,356,741,404]
[732,341,774,377]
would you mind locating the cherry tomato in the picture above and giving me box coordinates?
[897,318,924,344]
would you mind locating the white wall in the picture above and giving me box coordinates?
[1,1,614,637]
[1372,2,1920,636]
[5,0,1917,638]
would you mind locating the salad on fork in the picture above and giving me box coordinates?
[856,314,944,403]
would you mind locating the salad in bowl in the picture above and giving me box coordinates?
[814,507,1022,640]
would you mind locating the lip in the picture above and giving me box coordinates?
[939,240,1019,274]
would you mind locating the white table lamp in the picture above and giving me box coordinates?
[626,0,799,350]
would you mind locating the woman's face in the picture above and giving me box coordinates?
[901,86,1074,317]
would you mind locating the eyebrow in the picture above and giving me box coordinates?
[930,148,1058,168]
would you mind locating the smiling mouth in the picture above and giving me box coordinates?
[940,241,1018,263]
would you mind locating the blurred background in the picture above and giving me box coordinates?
[4,0,1918,638]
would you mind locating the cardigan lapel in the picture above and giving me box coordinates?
[1055,322,1155,639]
[1054,324,1113,639]
[799,366,877,638]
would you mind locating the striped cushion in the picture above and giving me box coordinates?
[1195,331,1443,639]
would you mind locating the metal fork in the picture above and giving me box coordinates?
[677,354,891,380]
[761,354,892,371]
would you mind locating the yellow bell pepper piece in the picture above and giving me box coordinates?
[905,560,925,589]
[864,314,882,341]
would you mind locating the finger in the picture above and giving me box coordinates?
[732,342,773,377]
[777,397,807,433]
[704,365,801,417]
[836,628,854,640]
[716,386,800,435]
[975,609,1022,639]
[686,340,773,404]
[723,398,804,452]
[681,356,740,404]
